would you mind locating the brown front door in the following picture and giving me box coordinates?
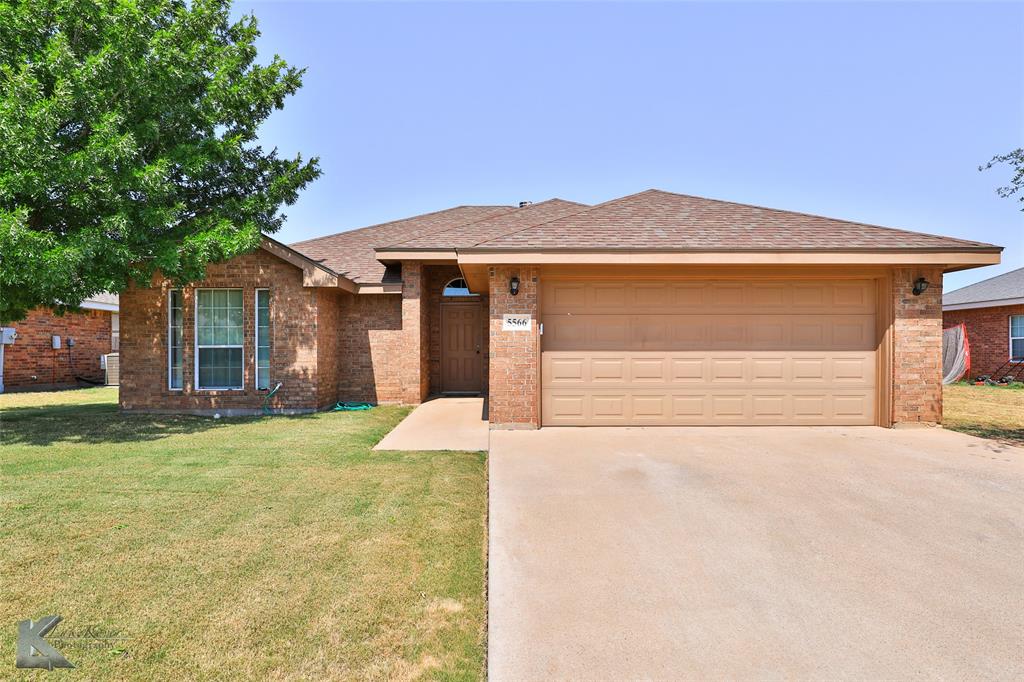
[441,302,483,393]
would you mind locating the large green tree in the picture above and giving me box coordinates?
[0,0,320,322]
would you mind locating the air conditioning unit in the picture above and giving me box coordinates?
[104,353,120,386]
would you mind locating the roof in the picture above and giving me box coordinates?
[943,266,1024,308]
[290,205,514,283]
[385,199,589,250]
[81,293,119,311]
[467,189,998,251]
[283,189,1000,287]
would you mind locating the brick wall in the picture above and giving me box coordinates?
[488,266,540,428]
[400,261,429,404]
[3,307,113,390]
[943,304,1024,379]
[336,293,403,403]
[316,288,343,409]
[892,267,944,424]
[426,265,489,394]
[120,250,324,414]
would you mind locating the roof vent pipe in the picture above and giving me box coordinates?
[518,201,532,208]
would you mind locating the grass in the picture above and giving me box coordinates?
[943,382,1024,447]
[0,387,487,680]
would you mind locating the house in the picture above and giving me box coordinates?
[0,294,119,392]
[942,266,1024,379]
[119,190,1001,427]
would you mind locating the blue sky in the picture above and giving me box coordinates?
[236,1,1023,291]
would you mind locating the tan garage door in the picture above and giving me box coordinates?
[541,279,877,426]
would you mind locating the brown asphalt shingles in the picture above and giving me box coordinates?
[289,205,513,283]
[286,189,999,286]
[471,189,999,251]
[387,199,590,250]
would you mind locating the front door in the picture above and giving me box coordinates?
[441,302,483,393]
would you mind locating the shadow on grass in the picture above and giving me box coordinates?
[946,424,1024,448]
[0,400,314,447]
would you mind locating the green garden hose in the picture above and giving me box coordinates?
[333,401,373,411]
[261,382,283,415]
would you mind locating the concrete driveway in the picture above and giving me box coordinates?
[488,426,1024,680]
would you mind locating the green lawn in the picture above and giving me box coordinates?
[944,382,1024,447]
[0,387,487,680]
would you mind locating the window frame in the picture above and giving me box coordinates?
[194,287,245,391]
[442,277,478,297]
[255,288,270,390]
[168,290,183,391]
[1011,314,1024,362]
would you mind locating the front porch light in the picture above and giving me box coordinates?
[510,276,520,296]
[912,277,930,296]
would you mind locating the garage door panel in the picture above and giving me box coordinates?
[542,388,876,425]
[543,352,874,388]
[544,280,875,315]
[542,313,875,351]
[671,358,706,381]
[541,278,877,426]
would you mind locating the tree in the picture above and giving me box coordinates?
[0,0,320,322]
[980,149,1024,210]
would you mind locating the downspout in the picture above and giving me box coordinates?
[0,340,5,393]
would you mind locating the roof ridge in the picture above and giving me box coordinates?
[290,204,515,247]
[470,189,658,247]
[384,198,570,249]
[644,189,995,249]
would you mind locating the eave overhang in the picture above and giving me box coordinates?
[454,248,1002,270]
[374,249,457,263]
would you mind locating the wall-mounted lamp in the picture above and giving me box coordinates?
[912,277,930,296]
[509,276,520,296]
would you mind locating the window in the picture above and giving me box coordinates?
[111,313,120,351]
[1011,315,1024,361]
[442,278,477,297]
[256,289,270,389]
[195,289,243,389]
[168,292,183,390]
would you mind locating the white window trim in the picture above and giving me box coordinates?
[255,288,269,390]
[194,287,245,391]
[1011,314,1024,362]
[168,290,182,391]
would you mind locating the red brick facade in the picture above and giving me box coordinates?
[337,293,404,403]
[488,266,541,428]
[2,307,114,391]
[119,253,492,413]
[943,303,1024,379]
[892,267,944,425]
[116,248,954,427]
[120,251,326,414]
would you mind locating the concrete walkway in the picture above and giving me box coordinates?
[488,426,1024,680]
[373,397,489,451]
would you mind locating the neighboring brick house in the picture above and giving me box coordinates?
[0,294,119,392]
[942,266,1024,380]
[119,189,1002,427]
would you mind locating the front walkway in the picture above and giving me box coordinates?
[488,426,1024,680]
[373,397,489,451]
